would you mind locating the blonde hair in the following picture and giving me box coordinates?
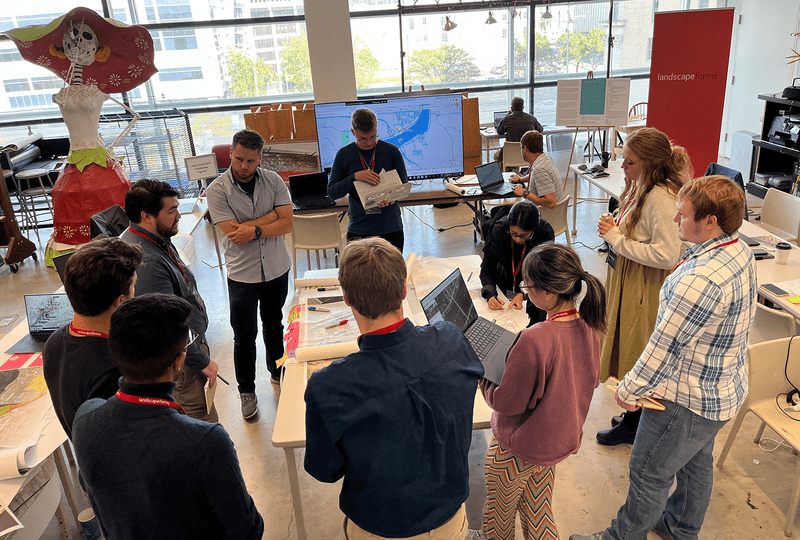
[339,238,406,319]
[678,175,745,234]
[620,127,692,235]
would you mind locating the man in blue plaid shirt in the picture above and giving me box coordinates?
[572,175,757,540]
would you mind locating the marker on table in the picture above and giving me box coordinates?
[325,319,348,329]
[316,287,337,292]
[467,272,473,282]
[307,306,330,312]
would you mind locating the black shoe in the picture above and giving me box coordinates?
[611,414,623,427]
[597,421,636,445]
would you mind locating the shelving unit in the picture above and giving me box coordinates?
[749,93,800,198]
[99,109,201,197]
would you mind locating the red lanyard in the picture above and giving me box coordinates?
[616,196,636,227]
[357,145,376,172]
[115,390,185,414]
[511,244,527,287]
[128,228,191,286]
[69,323,108,339]
[546,308,578,322]
[673,238,739,272]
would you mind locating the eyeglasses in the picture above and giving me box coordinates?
[184,328,199,351]
[356,134,378,143]
[508,230,533,240]
[519,283,533,293]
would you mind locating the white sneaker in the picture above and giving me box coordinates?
[464,530,485,540]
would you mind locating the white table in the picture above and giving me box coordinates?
[569,160,625,236]
[480,128,504,162]
[0,319,79,539]
[272,255,528,540]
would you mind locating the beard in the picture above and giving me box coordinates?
[156,220,178,239]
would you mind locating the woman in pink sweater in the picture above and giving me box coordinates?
[478,244,606,540]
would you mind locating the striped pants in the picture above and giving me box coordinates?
[482,439,558,540]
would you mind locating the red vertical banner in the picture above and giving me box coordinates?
[648,9,734,174]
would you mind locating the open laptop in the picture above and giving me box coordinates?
[420,268,517,385]
[289,171,336,210]
[6,294,74,354]
[52,251,74,285]
[475,161,516,197]
[493,111,507,129]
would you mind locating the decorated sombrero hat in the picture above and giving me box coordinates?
[2,7,156,93]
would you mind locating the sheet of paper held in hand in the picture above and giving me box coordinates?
[605,376,666,410]
[354,169,411,211]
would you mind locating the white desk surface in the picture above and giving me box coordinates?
[570,160,625,235]
[0,319,68,507]
[272,254,528,449]
[741,220,800,319]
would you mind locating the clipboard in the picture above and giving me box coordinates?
[606,376,666,410]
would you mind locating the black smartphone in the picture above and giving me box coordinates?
[761,283,790,297]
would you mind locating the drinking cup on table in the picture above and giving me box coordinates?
[600,212,614,224]
[775,242,792,265]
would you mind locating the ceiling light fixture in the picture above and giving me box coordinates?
[444,15,457,31]
[486,11,497,24]
[542,1,553,20]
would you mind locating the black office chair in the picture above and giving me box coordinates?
[704,163,749,221]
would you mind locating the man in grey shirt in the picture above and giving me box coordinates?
[495,96,544,162]
[206,129,293,420]
[120,179,219,422]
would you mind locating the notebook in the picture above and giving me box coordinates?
[289,171,336,210]
[475,161,516,197]
[5,294,74,354]
[493,111,507,129]
[420,268,517,385]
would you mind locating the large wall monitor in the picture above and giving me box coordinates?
[314,94,464,180]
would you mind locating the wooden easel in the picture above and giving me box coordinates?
[0,175,36,273]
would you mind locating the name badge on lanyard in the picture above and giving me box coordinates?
[606,246,618,269]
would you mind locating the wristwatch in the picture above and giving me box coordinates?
[522,189,530,199]
[254,225,262,239]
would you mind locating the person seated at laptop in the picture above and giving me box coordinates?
[475,243,605,540]
[43,238,142,439]
[510,130,563,209]
[480,200,554,326]
[72,294,264,540]
[327,108,409,251]
[494,97,544,162]
[304,238,484,540]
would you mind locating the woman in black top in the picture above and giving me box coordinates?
[480,200,555,326]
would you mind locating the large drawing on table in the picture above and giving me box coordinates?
[314,94,464,180]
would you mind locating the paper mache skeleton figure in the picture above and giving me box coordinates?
[3,7,157,249]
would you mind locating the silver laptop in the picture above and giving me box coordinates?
[475,161,516,197]
[420,268,517,385]
[6,294,74,354]
[493,111,507,129]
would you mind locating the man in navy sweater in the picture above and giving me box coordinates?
[304,238,484,539]
[327,108,409,251]
[72,294,263,540]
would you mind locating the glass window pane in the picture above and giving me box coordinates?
[351,15,400,96]
[117,0,304,25]
[534,2,610,79]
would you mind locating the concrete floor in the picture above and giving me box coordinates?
[3,175,796,539]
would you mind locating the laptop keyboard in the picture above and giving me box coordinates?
[177,201,196,214]
[465,320,503,360]
[30,332,52,342]
[296,196,334,208]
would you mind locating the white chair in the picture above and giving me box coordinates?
[751,303,797,345]
[717,337,800,537]
[291,213,344,279]
[501,140,527,172]
[538,195,571,246]
[760,188,800,245]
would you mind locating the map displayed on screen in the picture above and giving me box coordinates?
[314,94,464,180]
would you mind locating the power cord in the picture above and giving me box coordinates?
[403,207,472,233]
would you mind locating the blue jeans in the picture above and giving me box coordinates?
[604,400,726,540]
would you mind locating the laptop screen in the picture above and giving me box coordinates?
[420,268,478,332]
[288,172,329,202]
[474,161,504,189]
[24,294,73,333]
[494,111,506,129]
[52,252,74,285]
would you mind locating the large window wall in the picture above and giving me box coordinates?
[0,0,730,145]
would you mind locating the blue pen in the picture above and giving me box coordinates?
[307,306,330,312]
[467,272,473,282]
